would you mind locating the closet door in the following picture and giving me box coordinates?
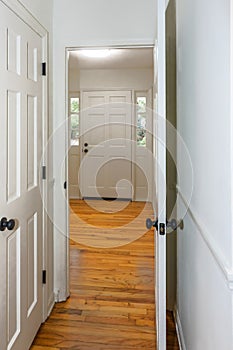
[0,2,43,349]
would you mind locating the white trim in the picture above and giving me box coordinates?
[1,0,47,37]
[79,87,148,92]
[65,49,70,299]
[177,186,233,290]
[173,307,186,350]
[67,43,155,51]
[230,0,233,273]
[132,89,136,201]
[41,33,50,321]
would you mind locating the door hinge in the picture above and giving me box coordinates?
[42,270,47,284]
[159,223,166,236]
[42,166,46,180]
[42,62,46,76]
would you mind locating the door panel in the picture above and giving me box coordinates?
[7,90,21,202]
[7,229,21,347]
[27,95,38,190]
[80,91,132,199]
[27,212,38,316]
[0,2,43,349]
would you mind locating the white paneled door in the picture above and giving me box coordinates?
[80,91,132,199]
[0,2,43,349]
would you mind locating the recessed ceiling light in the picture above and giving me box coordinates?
[80,49,111,58]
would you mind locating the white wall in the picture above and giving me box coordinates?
[53,0,156,300]
[80,68,153,90]
[69,68,80,91]
[176,0,233,348]
[54,0,156,46]
[69,68,153,91]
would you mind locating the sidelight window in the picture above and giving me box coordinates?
[70,95,80,145]
[136,95,147,147]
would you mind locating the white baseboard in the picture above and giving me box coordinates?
[173,307,186,350]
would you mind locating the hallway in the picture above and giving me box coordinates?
[31,200,178,349]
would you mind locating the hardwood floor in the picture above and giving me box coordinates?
[31,199,179,350]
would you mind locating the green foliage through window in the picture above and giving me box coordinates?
[136,97,146,146]
[70,97,80,145]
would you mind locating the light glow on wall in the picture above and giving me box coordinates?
[80,49,112,58]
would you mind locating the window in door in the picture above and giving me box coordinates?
[136,94,147,147]
[70,94,80,145]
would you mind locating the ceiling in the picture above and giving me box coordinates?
[68,48,153,70]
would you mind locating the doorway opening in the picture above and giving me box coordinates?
[67,46,158,347]
[59,45,179,349]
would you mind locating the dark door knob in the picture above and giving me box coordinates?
[84,142,88,147]
[146,218,158,230]
[167,218,184,230]
[0,217,16,231]
[167,218,178,230]
[146,217,184,233]
[84,149,88,153]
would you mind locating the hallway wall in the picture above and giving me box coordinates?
[69,68,153,91]
[176,0,233,348]
[53,0,156,301]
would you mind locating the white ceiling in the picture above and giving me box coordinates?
[68,48,153,70]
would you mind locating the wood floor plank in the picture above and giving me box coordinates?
[31,200,179,350]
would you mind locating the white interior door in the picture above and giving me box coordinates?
[0,2,43,349]
[154,0,167,349]
[80,90,132,199]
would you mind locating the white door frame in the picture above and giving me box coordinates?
[64,42,157,323]
[0,0,50,321]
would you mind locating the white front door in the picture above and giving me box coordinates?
[154,0,167,349]
[0,2,43,349]
[80,90,132,199]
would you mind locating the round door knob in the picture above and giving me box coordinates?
[84,149,88,153]
[84,142,88,147]
[167,218,177,230]
[146,218,158,230]
[0,217,16,231]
